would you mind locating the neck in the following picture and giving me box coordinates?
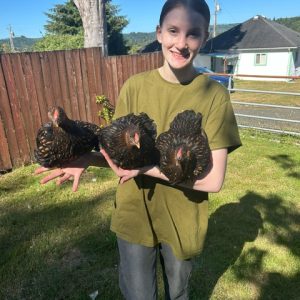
[158,62,198,84]
[58,117,76,132]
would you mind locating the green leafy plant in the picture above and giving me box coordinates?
[96,95,115,127]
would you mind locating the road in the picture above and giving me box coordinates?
[232,101,300,135]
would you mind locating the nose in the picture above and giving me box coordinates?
[175,34,188,50]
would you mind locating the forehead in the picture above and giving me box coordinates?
[161,6,208,30]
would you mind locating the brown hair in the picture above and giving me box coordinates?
[159,0,210,28]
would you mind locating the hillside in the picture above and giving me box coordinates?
[123,23,238,51]
[274,16,300,33]
[0,36,41,52]
[1,16,299,53]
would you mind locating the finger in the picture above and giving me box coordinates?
[34,166,50,175]
[72,175,80,192]
[40,169,64,184]
[120,176,131,184]
[56,173,72,185]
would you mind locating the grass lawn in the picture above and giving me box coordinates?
[231,79,300,107]
[1,129,299,299]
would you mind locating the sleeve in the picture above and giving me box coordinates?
[204,89,242,153]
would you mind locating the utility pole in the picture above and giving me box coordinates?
[213,0,221,37]
[8,25,15,52]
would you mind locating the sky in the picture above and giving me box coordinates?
[1,0,300,39]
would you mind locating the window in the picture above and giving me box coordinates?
[255,53,267,65]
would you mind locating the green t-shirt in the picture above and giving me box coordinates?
[110,69,241,259]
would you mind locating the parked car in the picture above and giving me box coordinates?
[195,66,234,90]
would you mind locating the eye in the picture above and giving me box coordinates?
[188,31,201,39]
[168,28,177,35]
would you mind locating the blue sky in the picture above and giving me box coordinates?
[1,0,300,39]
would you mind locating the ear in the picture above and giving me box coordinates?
[205,31,210,42]
[200,31,210,49]
[156,25,162,44]
[203,31,210,44]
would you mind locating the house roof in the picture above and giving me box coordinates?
[139,40,161,53]
[202,15,300,53]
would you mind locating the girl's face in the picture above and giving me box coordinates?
[157,6,208,71]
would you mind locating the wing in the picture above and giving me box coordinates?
[169,110,203,135]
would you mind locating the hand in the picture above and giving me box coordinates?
[34,155,89,192]
[100,149,140,184]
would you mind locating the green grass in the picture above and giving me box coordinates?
[231,79,300,106]
[1,129,300,299]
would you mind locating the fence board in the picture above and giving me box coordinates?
[0,114,12,170]
[111,56,119,103]
[65,50,80,120]
[30,52,49,124]
[79,49,93,123]
[55,51,72,118]
[91,47,104,124]
[92,47,103,96]
[103,57,115,108]
[0,49,163,169]
[72,49,87,121]
[0,57,21,165]
[22,53,42,132]
[47,51,62,108]
[21,53,43,158]
[40,52,56,109]
[85,48,99,124]
[12,54,36,155]
[1,54,30,164]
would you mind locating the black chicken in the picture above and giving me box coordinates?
[156,110,211,185]
[99,113,157,169]
[34,106,102,168]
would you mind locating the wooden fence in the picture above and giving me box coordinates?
[0,48,163,170]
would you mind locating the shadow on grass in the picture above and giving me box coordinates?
[190,191,300,300]
[0,184,122,300]
[268,154,300,180]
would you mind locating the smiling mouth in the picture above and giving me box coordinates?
[171,51,190,60]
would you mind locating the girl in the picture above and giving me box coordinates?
[36,0,241,299]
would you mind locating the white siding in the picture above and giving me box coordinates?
[236,52,290,81]
[194,54,211,69]
[295,50,300,75]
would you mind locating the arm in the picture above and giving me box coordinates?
[34,151,108,192]
[141,149,227,193]
[180,148,227,192]
[101,148,228,193]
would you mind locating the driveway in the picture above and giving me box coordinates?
[232,101,300,134]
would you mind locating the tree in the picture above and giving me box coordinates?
[44,1,82,35]
[73,0,108,55]
[106,3,129,55]
[33,34,83,52]
[0,43,12,53]
[39,0,128,55]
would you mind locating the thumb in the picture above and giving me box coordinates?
[120,176,131,184]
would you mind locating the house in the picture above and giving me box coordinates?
[195,15,300,80]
